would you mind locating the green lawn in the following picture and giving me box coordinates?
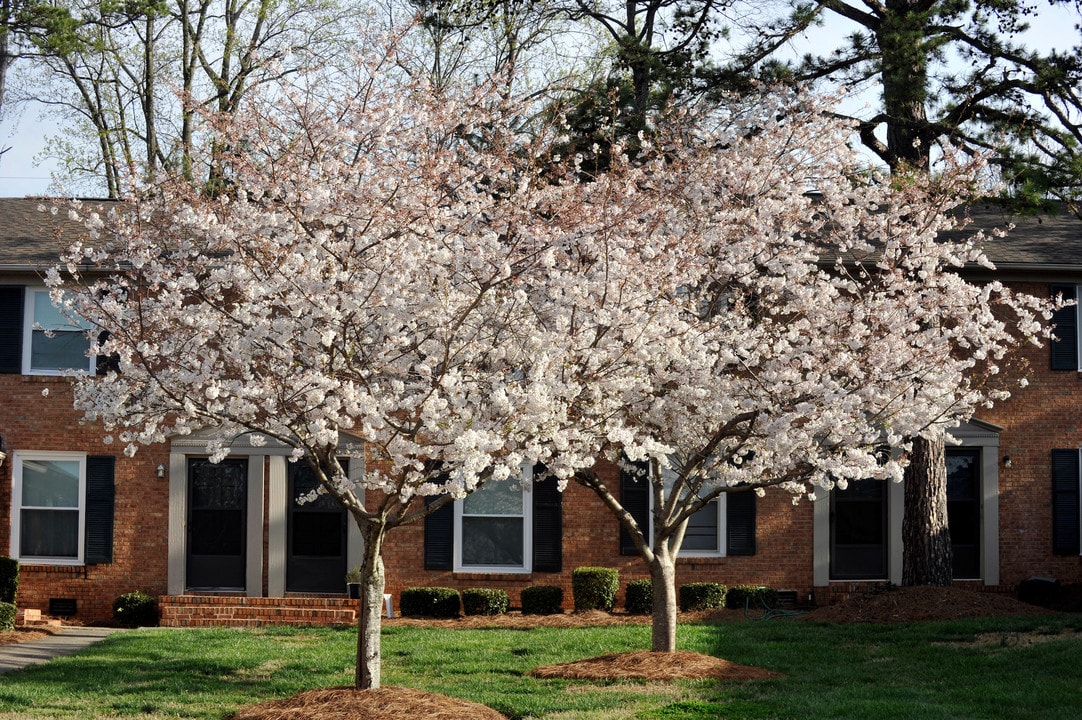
[0,615,1079,719]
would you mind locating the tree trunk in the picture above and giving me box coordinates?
[648,549,678,652]
[355,521,386,690]
[902,435,953,586]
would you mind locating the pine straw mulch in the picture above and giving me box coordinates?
[795,584,1063,623]
[528,649,780,681]
[0,628,55,646]
[230,686,506,720]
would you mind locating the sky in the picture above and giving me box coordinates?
[0,3,1077,198]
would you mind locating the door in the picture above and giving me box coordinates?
[186,458,248,590]
[287,462,348,593]
[947,448,981,579]
[830,479,888,580]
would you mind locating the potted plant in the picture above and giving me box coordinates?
[345,566,362,599]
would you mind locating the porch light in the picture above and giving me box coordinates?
[1002,455,1012,468]
[0,435,6,467]
[156,463,166,478]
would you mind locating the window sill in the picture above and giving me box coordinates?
[17,563,84,575]
[453,571,533,581]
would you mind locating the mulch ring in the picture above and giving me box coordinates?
[529,649,781,681]
[229,686,507,720]
[796,585,1062,623]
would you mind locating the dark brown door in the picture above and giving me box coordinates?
[187,458,248,590]
[830,480,888,580]
[287,462,348,593]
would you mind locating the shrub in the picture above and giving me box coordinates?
[0,556,18,604]
[0,601,15,631]
[572,566,619,612]
[113,591,158,627]
[399,587,461,618]
[462,588,510,616]
[679,582,727,612]
[624,578,652,615]
[520,585,564,615]
[726,584,777,610]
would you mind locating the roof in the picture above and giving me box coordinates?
[955,201,1082,276]
[0,197,115,272]
[0,197,1078,278]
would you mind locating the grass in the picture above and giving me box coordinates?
[0,615,1080,719]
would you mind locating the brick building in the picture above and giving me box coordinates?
[0,197,1079,626]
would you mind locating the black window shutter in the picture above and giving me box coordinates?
[84,456,116,564]
[0,286,24,374]
[726,490,757,556]
[619,463,650,555]
[532,472,562,572]
[1052,449,1081,556]
[1050,285,1078,370]
[423,495,454,570]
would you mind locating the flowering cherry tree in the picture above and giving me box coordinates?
[522,97,1055,651]
[49,34,1054,677]
[48,46,592,690]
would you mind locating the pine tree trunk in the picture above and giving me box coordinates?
[902,435,953,586]
[355,522,386,690]
[649,550,678,652]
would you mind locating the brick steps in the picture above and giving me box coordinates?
[15,608,64,628]
[159,595,357,627]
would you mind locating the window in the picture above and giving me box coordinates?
[9,452,115,565]
[618,462,756,558]
[24,289,94,374]
[423,466,562,574]
[454,468,533,572]
[12,452,85,563]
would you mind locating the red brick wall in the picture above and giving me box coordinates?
[4,277,1081,625]
[979,281,1082,587]
[0,375,169,623]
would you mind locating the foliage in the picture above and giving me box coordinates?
[399,588,461,618]
[520,585,564,615]
[678,582,726,612]
[742,2,1082,206]
[572,567,620,612]
[725,584,777,611]
[461,588,510,616]
[0,601,15,631]
[112,591,157,627]
[0,555,18,604]
[625,578,653,615]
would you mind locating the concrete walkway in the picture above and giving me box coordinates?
[0,627,117,675]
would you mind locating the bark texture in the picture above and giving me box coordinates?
[902,435,953,586]
[356,523,386,690]
[649,551,678,652]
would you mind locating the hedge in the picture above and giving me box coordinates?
[679,582,727,611]
[399,587,461,618]
[624,578,652,615]
[726,584,778,610]
[520,585,564,615]
[113,591,158,627]
[572,567,619,612]
[462,588,510,616]
[0,556,18,604]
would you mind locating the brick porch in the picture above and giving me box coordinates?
[158,595,358,627]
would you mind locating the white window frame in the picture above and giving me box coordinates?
[453,465,533,574]
[22,288,95,375]
[10,451,87,565]
[646,464,729,558]
[677,495,728,558]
